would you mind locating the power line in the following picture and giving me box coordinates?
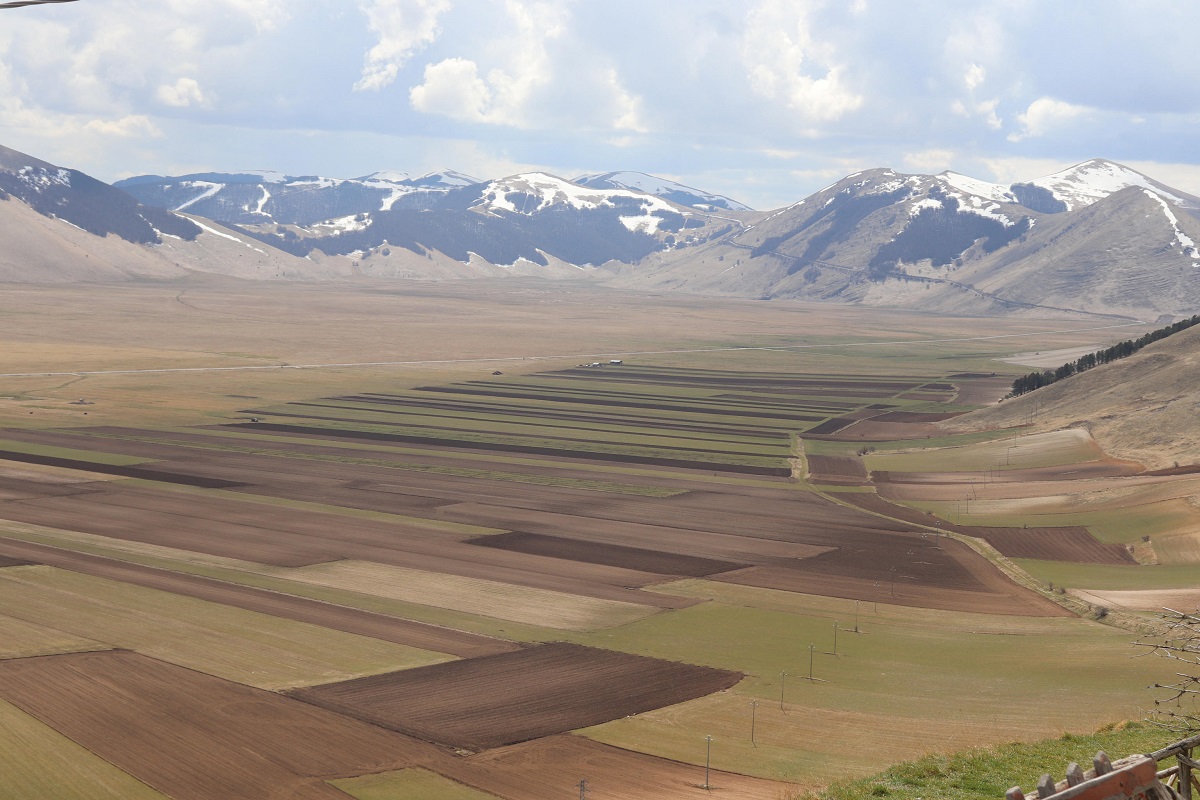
[0,1,79,9]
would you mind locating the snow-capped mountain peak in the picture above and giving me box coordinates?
[936,171,1017,204]
[1024,158,1195,211]
[573,170,753,211]
[477,172,676,216]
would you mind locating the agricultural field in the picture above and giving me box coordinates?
[0,282,1188,798]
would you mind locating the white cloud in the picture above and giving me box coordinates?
[1008,97,1090,142]
[603,68,646,133]
[964,63,985,92]
[741,0,863,123]
[904,149,956,173]
[408,0,644,131]
[355,0,451,92]
[409,57,490,121]
[157,77,209,108]
[83,115,162,138]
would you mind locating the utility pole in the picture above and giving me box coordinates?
[704,735,713,790]
[854,599,860,633]
[808,643,816,680]
[750,700,758,745]
[873,582,880,612]
[780,670,787,709]
[578,779,587,800]
[890,566,897,597]
[831,621,839,656]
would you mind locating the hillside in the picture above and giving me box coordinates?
[0,144,334,283]
[618,160,1200,319]
[947,323,1200,469]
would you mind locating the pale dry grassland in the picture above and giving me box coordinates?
[1070,587,1200,613]
[0,611,105,661]
[275,560,658,631]
[0,280,1130,430]
[0,699,168,800]
[865,429,1104,473]
[0,566,451,689]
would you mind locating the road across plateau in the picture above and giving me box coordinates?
[0,321,1147,379]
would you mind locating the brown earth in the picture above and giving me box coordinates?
[806,454,869,484]
[337,394,790,437]
[805,419,948,441]
[287,642,742,751]
[717,550,1070,617]
[838,493,1134,565]
[432,734,796,800]
[0,649,444,800]
[223,421,794,476]
[468,532,745,577]
[0,473,691,607]
[0,538,517,657]
[870,411,966,423]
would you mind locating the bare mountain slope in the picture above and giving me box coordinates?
[948,324,1200,469]
[617,160,1200,319]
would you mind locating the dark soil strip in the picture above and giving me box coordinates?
[0,450,244,489]
[221,423,794,477]
[805,455,868,483]
[838,493,1135,565]
[287,643,742,751]
[870,411,965,423]
[548,370,925,391]
[0,556,32,567]
[0,538,519,658]
[803,418,859,436]
[346,394,787,438]
[301,401,789,446]
[248,409,785,460]
[469,531,745,577]
[411,386,824,422]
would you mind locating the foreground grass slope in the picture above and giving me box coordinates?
[807,722,1176,800]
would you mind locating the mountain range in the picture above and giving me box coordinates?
[3,142,1199,320]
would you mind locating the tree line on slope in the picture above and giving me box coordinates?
[1010,315,1200,397]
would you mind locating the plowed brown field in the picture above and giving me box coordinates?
[469,531,744,577]
[0,538,517,657]
[806,454,868,484]
[288,643,742,751]
[0,650,442,800]
[840,493,1135,565]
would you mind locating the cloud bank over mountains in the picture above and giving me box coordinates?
[1,0,1197,210]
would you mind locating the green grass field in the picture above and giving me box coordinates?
[806,722,1178,800]
[569,580,1169,784]
[331,768,500,800]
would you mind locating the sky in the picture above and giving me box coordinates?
[1,0,1199,210]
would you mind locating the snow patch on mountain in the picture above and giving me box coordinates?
[1143,189,1200,264]
[18,166,72,190]
[254,186,270,215]
[192,219,266,253]
[573,171,752,211]
[175,181,223,212]
[478,172,676,216]
[938,172,1017,203]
